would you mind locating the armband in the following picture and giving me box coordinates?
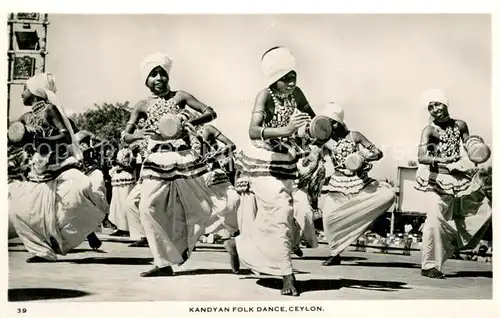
[252,110,267,120]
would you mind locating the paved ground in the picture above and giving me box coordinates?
[8,236,492,302]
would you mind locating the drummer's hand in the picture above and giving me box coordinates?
[25,125,37,134]
[182,122,196,133]
[133,131,155,141]
[287,112,310,133]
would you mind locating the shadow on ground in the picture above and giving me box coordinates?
[446,271,492,278]
[7,249,28,253]
[66,248,107,254]
[256,278,410,293]
[8,288,91,301]
[297,256,368,262]
[175,268,310,276]
[175,268,254,276]
[61,257,153,265]
[350,261,419,269]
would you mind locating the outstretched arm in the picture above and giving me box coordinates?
[204,124,236,151]
[178,91,217,127]
[122,100,150,144]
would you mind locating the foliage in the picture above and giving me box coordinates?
[407,160,418,167]
[70,102,131,151]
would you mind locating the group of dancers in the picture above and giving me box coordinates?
[7,46,492,297]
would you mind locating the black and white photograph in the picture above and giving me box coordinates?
[3,4,496,317]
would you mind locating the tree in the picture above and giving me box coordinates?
[407,160,418,167]
[70,101,131,151]
[70,102,132,203]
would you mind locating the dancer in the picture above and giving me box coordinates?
[319,102,396,266]
[193,124,240,241]
[416,89,492,279]
[225,46,316,297]
[122,52,225,277]
[108,147,137,237]
[75,130,111,217]
[124,122,150,247]
[8,73,105,262]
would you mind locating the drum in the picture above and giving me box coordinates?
[297,115,332,142]
[157,114,184,140]
[8,121,27,143]
[343,152,366,172]
[466,135,491,164]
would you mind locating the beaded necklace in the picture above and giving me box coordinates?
[265,88,296,128]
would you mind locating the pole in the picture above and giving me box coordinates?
[41,14,49,72]
[7,13,14,124]
[390,212,395,236]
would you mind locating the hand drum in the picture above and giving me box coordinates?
[466,135,491,164]
[157,114,184,140]
[343,152,366,172]
[8,122,27,143]
[297,115,332,142]
[308,116,333,141]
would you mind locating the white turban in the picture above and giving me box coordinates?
[140,52,173,85]
[320,102,345,125]
[261,47,296,88]
[26,73,83,161]
[420,89,449,109]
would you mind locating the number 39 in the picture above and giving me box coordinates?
[17,308,27,313]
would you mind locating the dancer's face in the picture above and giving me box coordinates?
[330,119,344,135]
[21,85,36,106]
[274,71,297,94]
[427,102,449,121]
[146,66,169,95]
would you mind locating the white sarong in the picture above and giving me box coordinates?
[320,181,395,256]
[9,168,106,260]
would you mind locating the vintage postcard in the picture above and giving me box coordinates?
[1,1,498,317]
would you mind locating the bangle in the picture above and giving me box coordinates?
[260,128,266,141]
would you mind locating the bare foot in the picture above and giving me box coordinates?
[322,255,341,266]
[140,266,174,277]
[110,230,130,237]
[223,238,240,274]
[421,268,446,279]
[281,274,299,296]
[128,237,149,247]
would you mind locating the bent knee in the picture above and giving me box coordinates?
[68,170,93,194]
[138,198,153,215]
